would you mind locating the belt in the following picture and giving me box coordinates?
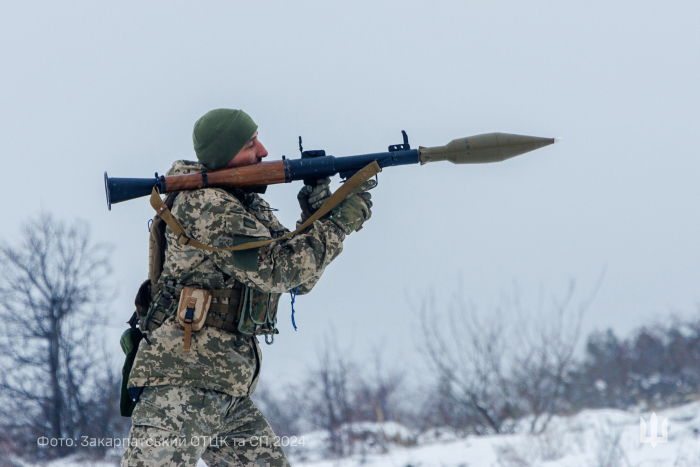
[145,282,245,335]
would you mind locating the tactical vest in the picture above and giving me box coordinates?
[134,192,280,339]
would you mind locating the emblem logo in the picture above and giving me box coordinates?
[640,413,668,448]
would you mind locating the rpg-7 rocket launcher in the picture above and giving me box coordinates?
[104,132,560,209]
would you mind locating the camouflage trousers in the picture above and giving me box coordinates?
[121,385,289,467]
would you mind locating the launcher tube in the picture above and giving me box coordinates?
[104,132,557,210]
[285,149,419,182]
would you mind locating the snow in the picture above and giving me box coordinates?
[11,457,118,467]
[283,403,700,467]
[16,402,700,466]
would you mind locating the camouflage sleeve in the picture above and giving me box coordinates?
[261,206,290,235]
[251,197,330,295]
[249,219,344,294]
[175,188,345,294]
[256,207,325,295]
[294,274,322,295]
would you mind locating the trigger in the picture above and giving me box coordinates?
[367,174,379,190]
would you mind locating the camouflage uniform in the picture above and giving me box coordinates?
[122,160,345,466]
[122,386,287,466]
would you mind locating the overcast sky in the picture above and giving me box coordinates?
[1,1,699,387]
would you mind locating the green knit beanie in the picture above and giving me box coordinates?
[192,109,258,170]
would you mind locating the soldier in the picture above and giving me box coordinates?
[121,109,373,466]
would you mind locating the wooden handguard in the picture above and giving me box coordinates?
[164,161,287,192]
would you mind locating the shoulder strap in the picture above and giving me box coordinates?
[149,161,380,252]
[148,192,178,287]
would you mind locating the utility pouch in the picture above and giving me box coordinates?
[177,286,212,353]
[237,285,280,337]
[120,313,143,417]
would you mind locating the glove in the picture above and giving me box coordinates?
[297,177,332,222]
[328,179,375,234]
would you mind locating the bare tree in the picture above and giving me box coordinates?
[347,348,409,454]
[305,338,356,458]
[420,280,597,435]
[351,348,405,425]
[509,281,592,434]
[0,214,118,459]
[420,292,517,435]
[252,384,305,438]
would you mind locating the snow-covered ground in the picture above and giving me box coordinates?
[16,402,700,466]
[286,403,700,467]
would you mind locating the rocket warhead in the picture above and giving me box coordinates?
[418,132,558,165]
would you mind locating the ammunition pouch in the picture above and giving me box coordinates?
[140,281,280,339]
[140,285,179,333]
[237,287,280,337]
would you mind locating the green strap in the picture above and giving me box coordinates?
[150,161,381,252]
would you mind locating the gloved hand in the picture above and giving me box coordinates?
[328,179,375,234]
[297,177,332,222]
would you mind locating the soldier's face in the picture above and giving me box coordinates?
[226,131,268,168]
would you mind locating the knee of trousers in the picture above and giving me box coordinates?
[121,424,205,467]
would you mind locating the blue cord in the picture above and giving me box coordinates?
[290,286,299,331]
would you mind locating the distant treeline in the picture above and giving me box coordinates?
[566,320,700,411]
